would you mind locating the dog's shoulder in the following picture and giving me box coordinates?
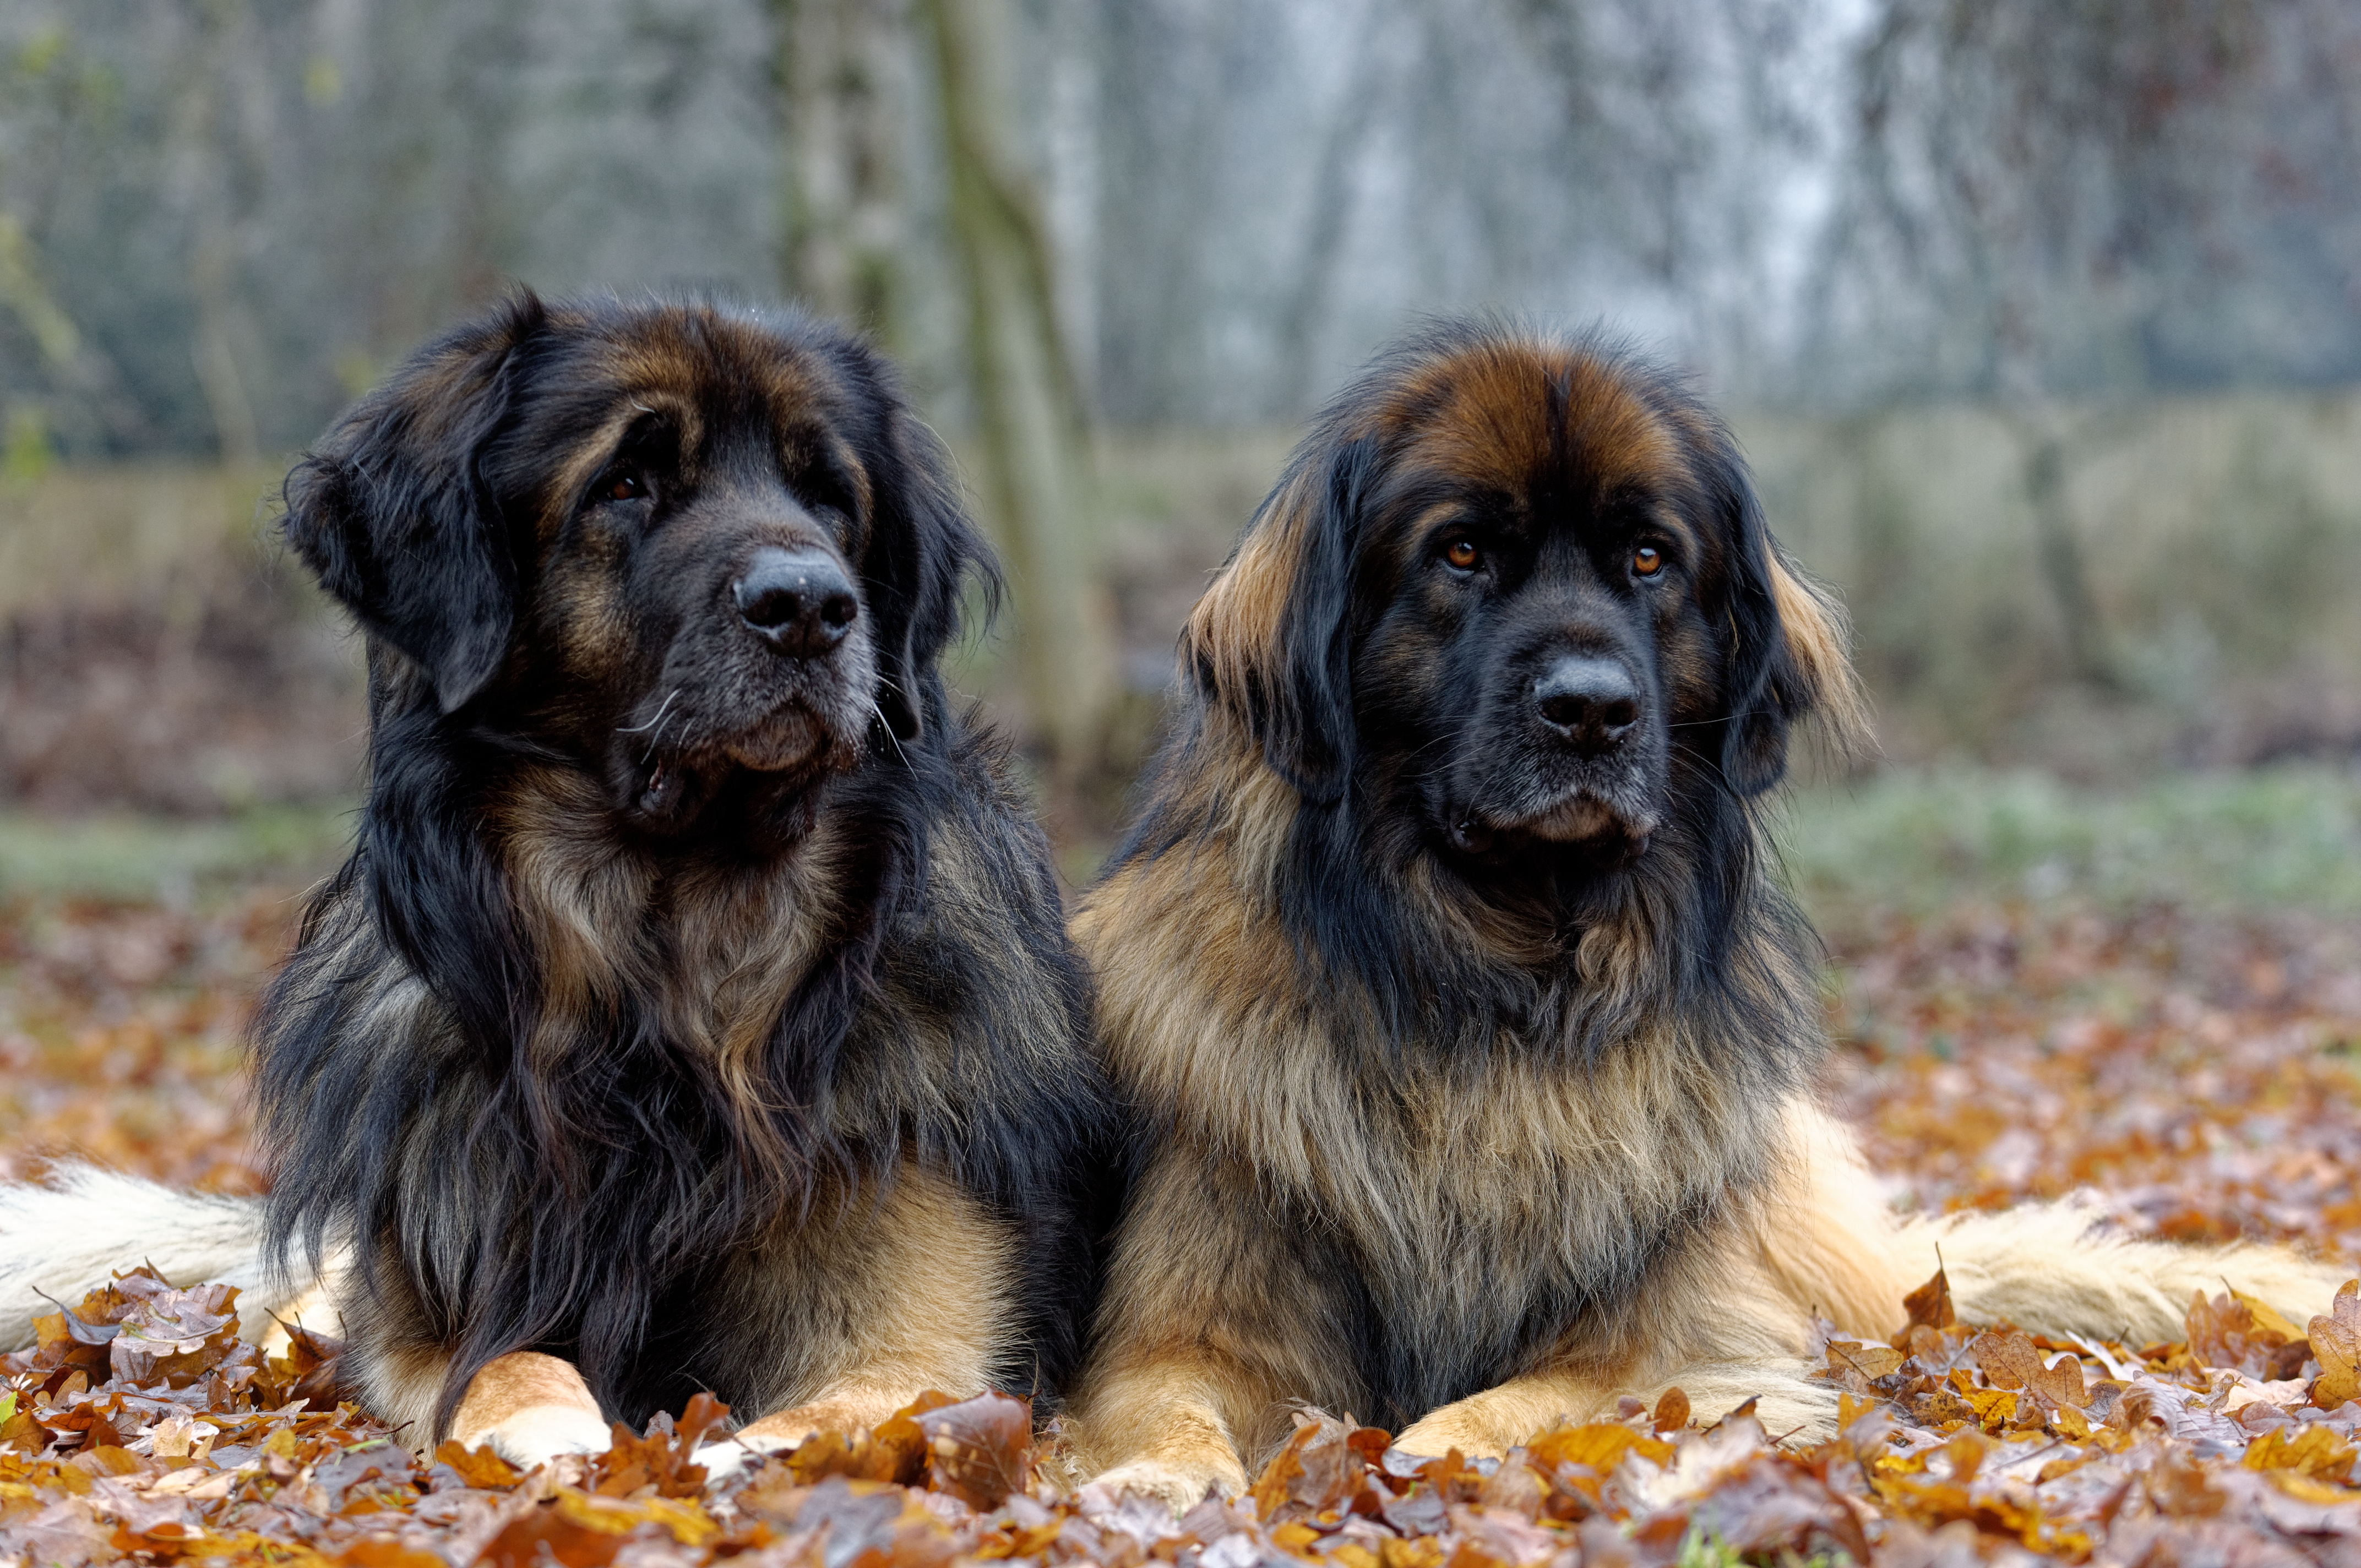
[855,716,1097,1080]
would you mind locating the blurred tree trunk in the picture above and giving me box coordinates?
[919,0,1114,778]
[1274,32,1381,415]
[774,0,907,336]
[0,213,82,472]
[2015,422,2115,692]
[172,0,262,466]
[2002,400,2144,694]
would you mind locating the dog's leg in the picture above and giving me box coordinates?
[1744,1099,1927,1337]
[1392,1358,1844,1458]
[1399,1103,1908,1457]
[347,1263,611,1468]
[1390,1267,1837,1458]
[1069,1358,1263,1512]
[1389,1276,1848,1457]
[1391,1370,1620,1458]
[726,1380,948,1458]
[447,1352,616,1468]
[693,1166,1024,1477]
[1066,1159,1355,1512]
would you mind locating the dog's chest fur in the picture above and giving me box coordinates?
[1295,1021,1781,1418]
[1087,844,1790,1420]
[496,767,845,1062]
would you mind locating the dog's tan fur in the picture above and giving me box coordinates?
[442,1162,1016,1459]
[1065,326,2346,1510]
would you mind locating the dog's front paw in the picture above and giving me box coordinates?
[690,1436,762,1483]
[688,1402,859,1481]
[449,1351,613,1470]
[472,1404,617,1469]
[1084,1457,1241,1516]
[1392,1410,1510,1462]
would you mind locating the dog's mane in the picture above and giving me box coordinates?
[1107,703,1823,1072]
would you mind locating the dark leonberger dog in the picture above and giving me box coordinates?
[1065,323,2342,1507]
[0,294,1117,1466]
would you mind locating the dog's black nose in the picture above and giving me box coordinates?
[1535,656,1640,753]
[733,547,858,656]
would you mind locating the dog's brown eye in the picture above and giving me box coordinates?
[1631,546,1663,578]
[604,472,644,503]
[1444,537,1481,571]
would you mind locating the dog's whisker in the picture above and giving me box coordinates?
[871,701,911,766]
[1664,710,1781,730]
[616,690,679,735]
[639,707,683,767]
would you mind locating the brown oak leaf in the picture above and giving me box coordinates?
[2309,1280,2361,1410]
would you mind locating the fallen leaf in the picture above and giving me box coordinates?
[2240,1423,2356,1481]
[915,1392,1031,1510]
[1900,1265,1957,1337]
[2310,1280,2361,1409]
[433,1440,523,1490]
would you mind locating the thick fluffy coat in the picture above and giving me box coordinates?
[1,296,1117,1462]
[1065,324,2344,1507]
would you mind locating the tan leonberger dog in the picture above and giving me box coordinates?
[0,294,1119,1468]
[1064,322,2344,1508]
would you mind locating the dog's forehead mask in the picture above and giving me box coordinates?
[510,314,878,549]
[1348,343,1710,570]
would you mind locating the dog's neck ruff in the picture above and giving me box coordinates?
[1105,715,1825,1077]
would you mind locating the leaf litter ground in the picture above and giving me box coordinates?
[4,881,2361,1566]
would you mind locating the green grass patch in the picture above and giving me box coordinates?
[2,765,2353,921]
[0,803,356,901]
[1777,763,2361,922]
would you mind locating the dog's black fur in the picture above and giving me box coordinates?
[254,293,1116,1438]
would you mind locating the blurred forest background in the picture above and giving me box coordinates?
[0,0,2357,873]
[3,0,2360,829]
[0,0,2358,1402]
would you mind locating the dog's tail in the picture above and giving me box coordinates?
[1897,1200,2353,1347]
[0,1164,339,1351]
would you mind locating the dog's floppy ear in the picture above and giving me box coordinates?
[862,394,997,745]
[281,294,544,714]
[1712,452,1874,794]
[1181,433,1378,804]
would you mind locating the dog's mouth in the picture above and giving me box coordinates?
[716,704,863,775]
[633,752,692,819]
[617,695,868,831]
[1443,788,1658,863]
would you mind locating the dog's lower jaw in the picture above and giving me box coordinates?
[637,758,688,819]
[1434,783,1658,868]
[721,720,861,777]
[614,748,844,841]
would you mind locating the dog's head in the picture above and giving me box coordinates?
[283,293,986,833]
[1183,323,1870,878]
